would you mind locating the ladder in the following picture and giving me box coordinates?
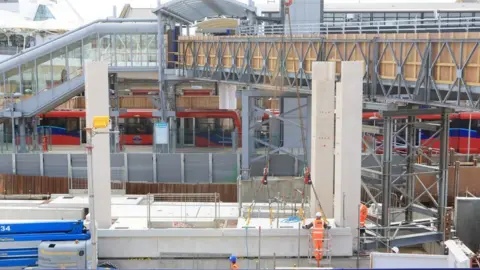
[307,229,332,267]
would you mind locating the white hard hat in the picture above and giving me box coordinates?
[315,212,322,218]
[391,246,399,253]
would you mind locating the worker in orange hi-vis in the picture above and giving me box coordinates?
[360,203,368,237]
[229,255,239,270]
[303,212,330,266]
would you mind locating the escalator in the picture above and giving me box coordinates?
[0,19,157,118]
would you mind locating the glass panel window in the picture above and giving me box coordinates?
[131,35,142,66]
[51,48,67,87]
[67,40,83,79]
[99,35,112,65]
[21,61,36,96]
[5,68,20,96]
[147,34,157,66]
[37,54,52,92]
[115,34,128,67]
[83,35,97,64]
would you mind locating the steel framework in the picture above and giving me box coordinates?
[175,27,475,247]
[178,32,480,111]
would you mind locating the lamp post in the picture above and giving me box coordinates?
[85,116,117,269]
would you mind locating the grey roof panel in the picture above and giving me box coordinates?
[153,0,255,23]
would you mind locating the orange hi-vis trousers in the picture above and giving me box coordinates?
[312,228,324,261]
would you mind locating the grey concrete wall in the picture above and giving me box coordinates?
[455,198,480,252]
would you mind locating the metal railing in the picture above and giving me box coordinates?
[68,177,126,194]
[146,193,220,229]
[0,47,21,55]
[237,16,480,35]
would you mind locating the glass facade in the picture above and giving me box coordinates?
[0,32,158,101]
[327,11,480,23]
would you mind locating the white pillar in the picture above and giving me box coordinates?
[219,83,237,110]
[85,61,112,229]
[334,61,363,235]
[310,62,336,218]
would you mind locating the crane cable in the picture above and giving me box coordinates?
[284,4,329,225]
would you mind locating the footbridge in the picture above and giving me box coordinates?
[0,19,164,117]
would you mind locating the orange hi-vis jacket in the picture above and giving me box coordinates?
[231,263,239,270]
[360,204,368,227]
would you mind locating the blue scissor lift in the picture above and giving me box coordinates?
[0,220,91,268]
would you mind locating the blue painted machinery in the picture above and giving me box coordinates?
[0,220,91,268]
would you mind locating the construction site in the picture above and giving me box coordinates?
[1,0,480,268]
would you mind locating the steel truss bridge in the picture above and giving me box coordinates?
[176,21,480,249]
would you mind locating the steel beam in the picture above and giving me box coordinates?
[406,116,416,222]
[381,108,454,117]
[438,109,450,239]
[362,125,383,135]
[381,116,393,233]
[363,102,398,111]
[364,232,442,249]
[241,91,253,180]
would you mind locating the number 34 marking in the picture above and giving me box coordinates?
[0,226,11,232]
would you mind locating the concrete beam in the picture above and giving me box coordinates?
[334,62,363,238]
[310,62,336,218]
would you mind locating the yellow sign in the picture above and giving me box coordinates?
[93,116,109,129]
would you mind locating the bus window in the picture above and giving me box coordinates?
[66,118,79,133]
[124,118,153,135]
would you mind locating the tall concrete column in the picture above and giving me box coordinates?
[85,61,112,229]
[19,118,27,153]
[333,61,363,236]
[310,62,336,218]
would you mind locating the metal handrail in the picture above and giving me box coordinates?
[237,16,480,35]
[0,18,157,65]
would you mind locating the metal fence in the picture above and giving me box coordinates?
[0,152,241,183]
[0,128,52,153]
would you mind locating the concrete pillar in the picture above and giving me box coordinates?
[219,83,237,110]
[19,118,27,153]
[85,61,112,229]
[333,62,363,237]
[310,62,336,218]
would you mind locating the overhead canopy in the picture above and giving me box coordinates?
[153,0,256,25]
